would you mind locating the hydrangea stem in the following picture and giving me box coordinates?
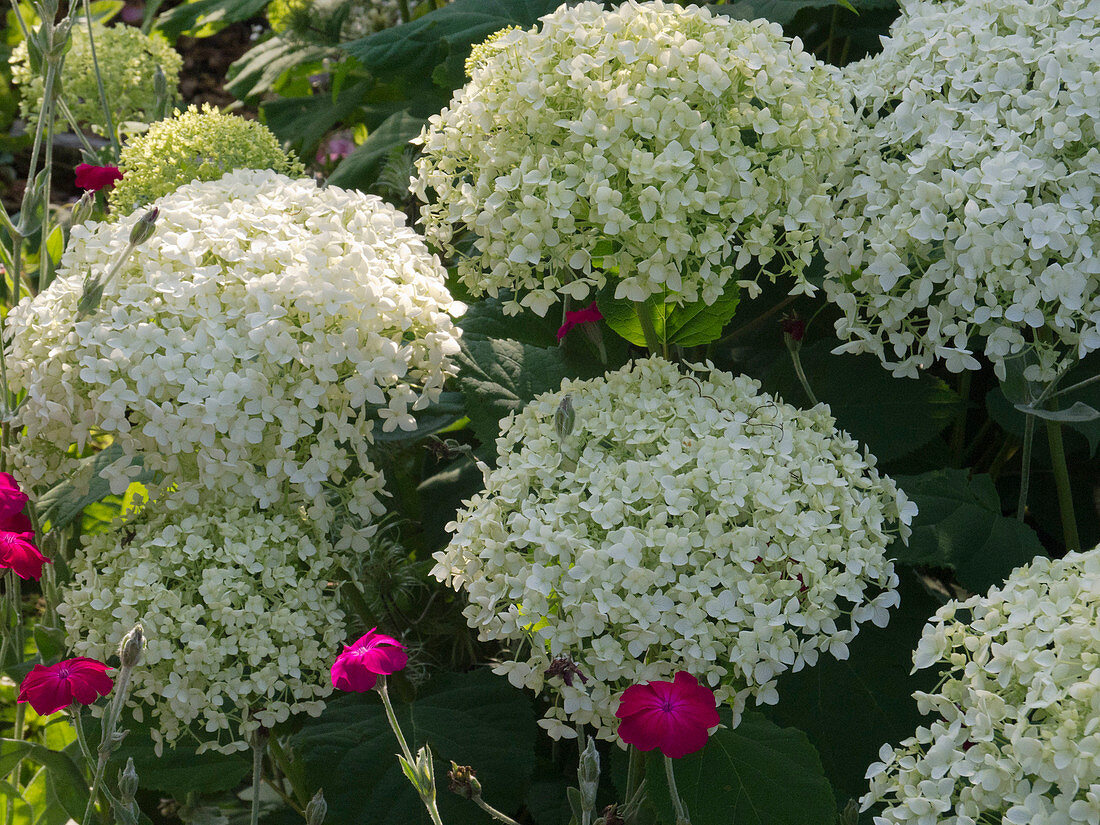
[1044,418,1080,551]
[634,303,666,359]
[663,756,690,825]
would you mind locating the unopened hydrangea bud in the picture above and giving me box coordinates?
[70,191,96,227]
[305,789,327,825]
[118,757,139,800]
[119,624,143,669]
[447,762,481,800]
[578,738,600,812]
[128,208,159,246]
[554,395,575,442]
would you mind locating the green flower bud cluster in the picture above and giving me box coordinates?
[108,105,306,216]
[11,23,182,137]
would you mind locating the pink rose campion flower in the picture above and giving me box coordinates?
[74,163,124,193]
[18,658,114,715]
[557,301,604,340]
[615,672,721,759]
[0,531,50,580]
[330,628,408,692]
[0,472,28,521]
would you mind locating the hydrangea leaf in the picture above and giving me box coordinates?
[763,341,962,463]
[456,336,604,448]
[0,740,88,822]
[341,0,564,89]
[596,278,740,348]
[290,669,537,825]
[327,112,427,191]
[768,573,942,804]
[892,469,1046,592]
[154,0,269,40]
[645,711,835,825]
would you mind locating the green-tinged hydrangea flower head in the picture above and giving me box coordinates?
[268,0,402,42]
[823,0,1100,382]
[4,170,464,542]
[414,0,852,316]
[865,547,1100,824]
[432,357,913,741]
[58,492,352,754]
[108,105,306,215]
[11,23,181,135]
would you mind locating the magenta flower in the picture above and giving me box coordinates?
[17,658,114,716]
[0,531,49,580]
[74,163,124,193]
[316,133,355,165]
[0,473,28,521]
[557,301,604,340]
[330,629,408,692]
[615,671,721,759]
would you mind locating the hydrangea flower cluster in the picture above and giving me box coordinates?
[865,547,1100,824]
[432,357,911,739]
[108,105,306,215]
[58,495,351,753]
[11,23,181,136]
[267,0,402,41]
[823,0,1100,381]
[414,0,852,316]
[4,170,464,539]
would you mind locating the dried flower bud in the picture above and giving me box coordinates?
[545,655,587,688]
[305,789,327,825]
[554,395,575,442]
[119,624,144,669]
[447,762,481,800]
[780,314,806,346]
[600,804,625,825]
[128,207,159,246]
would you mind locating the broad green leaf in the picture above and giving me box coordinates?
[709,0,892,26]
[893,469,1045,592]
[31,625,64,665]
[35,444,153,534]
[262,80,373,158]
[417,457,484,552]
[456,337,602,448]
[596,278,744,349]
[0,778,32,825]
[763,342,962,463]
[290,669,537,825]
[768,573,942,803]
[645,712,835,825]
[341,0,564,91]
[458,298,559,348]
[0,740,88,822]
[154,0,269,41]
[327,111,427,191]
[80,713,251,796]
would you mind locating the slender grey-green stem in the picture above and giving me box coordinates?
[789,346,818,406]
[1052,372,1100,400]
[472,795,522,825]
[377,679,444,825]
[663,757,690,825]
[249,733,265,825]
[80,0,121,159]
[55,97,99,155]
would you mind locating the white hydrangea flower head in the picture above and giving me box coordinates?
[414,0,853,316]
[432,357,911,739]
[865,547,1100,825]
[4,170,464,536]
[57,492,352,754]
[823,0,1100,382]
